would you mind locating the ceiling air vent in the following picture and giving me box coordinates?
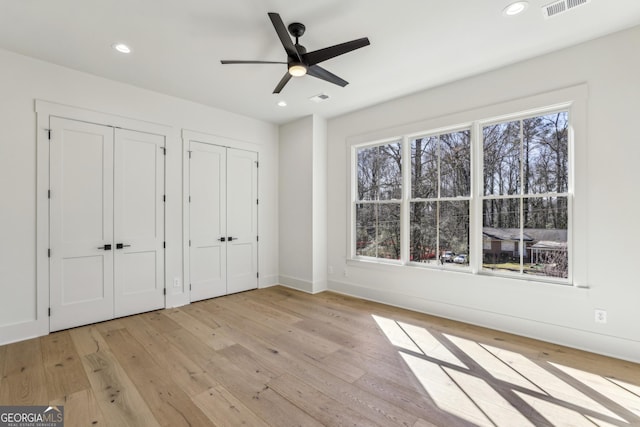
[309,93,330,103]
[543,0,590,18]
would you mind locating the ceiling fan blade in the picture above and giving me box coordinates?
[273,72,292,94]
[221,60,287,64]
[268,12,301,61]
[304,37,370,66]
[307,65,348,87]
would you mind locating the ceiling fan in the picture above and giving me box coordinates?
[221,12,370,94]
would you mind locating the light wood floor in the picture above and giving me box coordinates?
[1,286,639,426]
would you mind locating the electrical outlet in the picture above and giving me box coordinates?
[173,277,181,288]
[595,309,607,324]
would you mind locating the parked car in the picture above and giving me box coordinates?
[453,254,468,264]
[441,251,455,262]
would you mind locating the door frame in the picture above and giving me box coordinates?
[35,100,171,337]
[181,130,260,300]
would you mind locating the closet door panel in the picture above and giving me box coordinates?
[189,142,227,301]
[49,117,114,331]
[226,148,258,294]
[114,129,165,317]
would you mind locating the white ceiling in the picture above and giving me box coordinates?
[1,0,639,124]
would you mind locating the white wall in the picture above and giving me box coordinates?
[278,115,327,293]
[0,48,279,344]
[312,116,328,292]
[279,117,314,291]
[326,26,640,363]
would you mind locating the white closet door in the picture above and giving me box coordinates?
[50,117,114,331]
[226,148,258,294]
[113,129,165,317]
[189,142,227,301]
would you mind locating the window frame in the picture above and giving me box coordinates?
[346,84,587,287]
[350,138,404,265]
[475,106,573,284]
[406,124,473,270]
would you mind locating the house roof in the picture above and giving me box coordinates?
[483,227,567,243]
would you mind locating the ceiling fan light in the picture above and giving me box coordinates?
[288,64,307,77]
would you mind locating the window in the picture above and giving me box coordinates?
[410,129,471,267]
[355,142,402,260]
[481,111,569,278]
[350,96,577,285]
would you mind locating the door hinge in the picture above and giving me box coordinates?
[163,241,166,249]
[47,189,51,199]
[46,129,51,140]
[188,151,192,159]
[256,272,259,279]
[256,161,259,168]
[256,199,259,205]
[190,283,192,291]
[163,195,166,202]
[48,248,51,258]
[161,147,166,155]
[189,240,191,247]
[188,195,191,203]
[163,288,166,295]
[256,235,259,242]
[48,307,51,317]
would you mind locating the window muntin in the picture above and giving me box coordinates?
[355,142,402,260]
[350,106,573,285]
[481,111,569,279]
[409,130,471,266]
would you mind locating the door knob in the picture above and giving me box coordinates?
[218,237,226,242]
[98,244,112,250]
[116,243,131,249]
[227,237,234,241]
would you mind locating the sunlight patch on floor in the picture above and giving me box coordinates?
[373,314,639,426]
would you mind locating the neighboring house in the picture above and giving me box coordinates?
[482,227,567,264]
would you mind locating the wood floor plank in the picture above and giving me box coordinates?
[69,324,109,356]
[41,331,91,401]
[193,385,268,427]
[0,338,47,405]
[50,388,105,427]
[269,372,386,427]
[2,285,640,427]
[102,328,215,427]
[81,349,160,427]
[163,309,236,350]
[118,315,219,397]
[138,310,183,334]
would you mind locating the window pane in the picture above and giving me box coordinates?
[524,196,568,278]
[440,130,471,198]
[355,203,401,260]
[523,112,569,195]
[357,143,402,201]
[411,137,438,199]
[410,201,437,264]
[482,199,521,273]
[440,201,469,267]
[378,204,401,260]
[355,203,376,257]
[483,121,521,196]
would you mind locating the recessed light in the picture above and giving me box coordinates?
[277,100,287,107]
[503,1,529,16]
[112,43,131,54]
